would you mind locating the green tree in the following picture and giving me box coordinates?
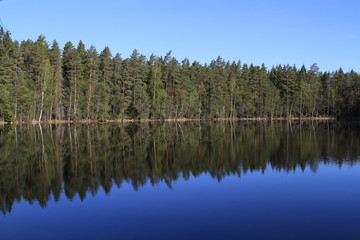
[38,59,53,121]
[62,41,82,120]
[238,64,255,117]
[97,46,112,119]
[125,49,149,119]
[84,45,99,119]
[308,63,321,117]
[0,29,15,121]
[110,53,123,118]
[206,57,227,118]
[49,40,63,120]
[147,55,167,119]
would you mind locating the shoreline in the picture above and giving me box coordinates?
[0,117,336,125]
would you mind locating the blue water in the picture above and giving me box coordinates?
[2,163,360,240]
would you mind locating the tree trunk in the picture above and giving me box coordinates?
[87,82,92,120]
[38,90,44,122]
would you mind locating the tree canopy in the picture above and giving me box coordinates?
[0,29,359,122]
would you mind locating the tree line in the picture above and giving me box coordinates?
[0,29,359,122]
[0,121,359,214]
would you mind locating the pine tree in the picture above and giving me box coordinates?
[38,58,53,121]
[76,40,88,119]
[170,58,199,119]
[126,49,149,119]
[308,64,321,117]
[83,45,99,119]
[295,65,310,117]
[0,29,359,121]
[0,29,15,121]
[191,61,207,118]
[249,64,271,117]
[12,40,31,121]
[207,57,227,118]
[226,61,241,118]
[320,71,335,116]
[110,53,122,118]
[147,55,167,119]
[239,64,254,117]
[98,46,112,119]
[119,59,133,119]
[31,35,51,120]
[62,41,82,120]
[49,40,63,120]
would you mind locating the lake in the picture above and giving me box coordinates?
[0,121,360,240]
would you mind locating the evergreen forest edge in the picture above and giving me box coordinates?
[0,29,359,123]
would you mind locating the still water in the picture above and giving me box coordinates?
[0,121,360,240]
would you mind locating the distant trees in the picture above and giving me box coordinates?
[0,28,359,122]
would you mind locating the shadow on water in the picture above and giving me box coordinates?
[0,121,359,214]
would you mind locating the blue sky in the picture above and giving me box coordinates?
[1,0,359,72]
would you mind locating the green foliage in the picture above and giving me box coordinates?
[0,29,359,121]
[49,40,63,120]
[97,46,112,119]
[147,56,167,119]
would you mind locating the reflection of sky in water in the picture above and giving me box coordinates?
[0,122,359,239]
[2,162,360,240]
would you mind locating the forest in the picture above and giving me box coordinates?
[0,28,359,122]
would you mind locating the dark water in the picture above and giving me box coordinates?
[0,121,360,240]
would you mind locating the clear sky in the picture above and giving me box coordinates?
[1,0,359,72]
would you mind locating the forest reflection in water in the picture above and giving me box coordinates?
[0,121,359,215]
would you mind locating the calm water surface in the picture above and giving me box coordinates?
[0,121,360,240]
